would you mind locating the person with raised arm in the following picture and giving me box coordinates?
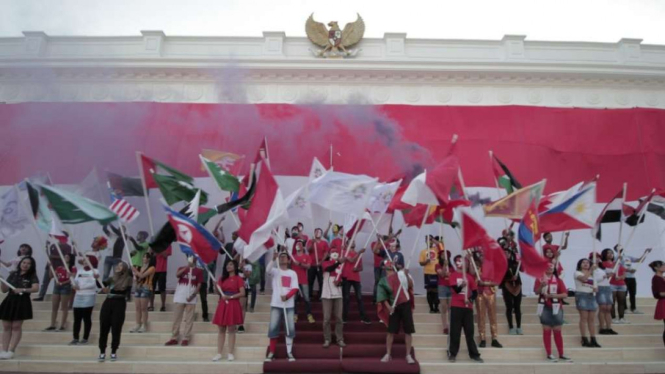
[447,254,482,363]
[306,227,329,301]
[499,237,523,335]
[69,255,99,345]
[264,250,298,362]
[574,258,601,348]
[419,236,441,314]
[435,249,453,334]
[472,251,503,348]
[97,261,133,362]
[341,241,371,324]
[44,253,75,332]
[130,252,155,333]
[292,239,315,323]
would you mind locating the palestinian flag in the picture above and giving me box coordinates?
[153,174,208,206]
[38,184,117,225]
[107,172,144,197]
[139,153,193,190]
[492,155,522,194]
[375,272,414,326]
[200,155,240,193]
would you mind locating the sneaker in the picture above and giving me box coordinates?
[138,325,147,333]
[287,353,296,362]
[130,325,141,333]
[160,306,166,312]
[516,328,523,335]
[470,356,484,363]
[322,340,330,348]
[612,318,620,324]
[44,326,56,331]
[547,354,558,362]
[337,340,346,348]
[237,325,245,334]
[307,314,316,323]
[361,318,372,325]
[478,340,486,348]
[80,339,89,345]
[0,351,8,360]
[380,354,392,362]
[164,339,178,346]
[212,353,222,362]
[508,328,517,335]
[559,355,573,362]
[491,339,503,348]
[227,354,235,362]
[264,352,274,362]
[110,353,117,361]
[619,318,630,324]
[98,353,106,362]
[406,354,416,364]
[68,339,79,345]
[448,355,456,363]
[58,326,66,331]
[181,340,189,346]
[260,290,266,295]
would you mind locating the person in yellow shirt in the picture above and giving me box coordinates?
[419,236,442,313]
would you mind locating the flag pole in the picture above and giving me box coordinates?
[14,183,60,285]
[263,136,271,170]
[439,212,448,267]
[336,215,363,282]
[617,182,627,246]
[488,151,509,231]
[116,220,137,271]
[136,152,155,237]
[0,277,19,293]
[366,214,398,274]
[354,211,386,268]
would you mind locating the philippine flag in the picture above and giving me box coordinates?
[164,205,220,264]
[538,182,596,232]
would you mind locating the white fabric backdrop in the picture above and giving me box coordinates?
[1,179,664,297]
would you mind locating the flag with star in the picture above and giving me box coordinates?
[539,182,596,232]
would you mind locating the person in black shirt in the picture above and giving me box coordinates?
[499,237,523,335]
[97,261,133,362]
[102,224,127,282]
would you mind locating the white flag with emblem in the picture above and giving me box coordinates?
[367,180,402,214]
[308,171,378,217]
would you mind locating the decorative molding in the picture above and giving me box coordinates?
[0,31,664,108]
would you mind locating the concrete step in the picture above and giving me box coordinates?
[420,361,665,374]
[417,347,665,362]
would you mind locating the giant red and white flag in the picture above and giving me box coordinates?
[237,160,288,262]
[109,199,140,224]
[401,156,459,207]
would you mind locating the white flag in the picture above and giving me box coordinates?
[309,157,328,182]
[0,187,29,240]
[308,171,378,217]
[284,185,312,219]
[76,167,106,204]
[367,180,402,213]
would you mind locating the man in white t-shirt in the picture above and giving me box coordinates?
[265,250,299,362]
[165,256,203,346]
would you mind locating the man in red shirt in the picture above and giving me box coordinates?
[150,246,172,312]
[542,232,569,257]
[448,254,483,363]
[292,240,315,323]
[306,228,329,301]
[341,242,371,324]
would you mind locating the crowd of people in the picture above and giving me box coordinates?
[0,220,664,365]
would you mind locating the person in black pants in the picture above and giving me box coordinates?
[98,261,132,362]
[500,238,523,335]
[448,254,483,363]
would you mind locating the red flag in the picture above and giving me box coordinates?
[253,137,270,167]
[140,154,158,189]
[517,200,551,278]
[403,204,437,228]
[461,212,507,285]
[387,184,411,213]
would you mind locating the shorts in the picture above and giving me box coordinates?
[575,292,598,311]
[424,274,439,289]
[596,286,613,305]
[152,272,167,294]
[134,286,152,299]
[387,302,415,335]
[539,306,564,327]
[611,284,627,293]
[438,285,452,299]
[53,283,72,295]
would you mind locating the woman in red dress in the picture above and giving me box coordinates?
[212,260,245,362]
[648,261,665,347]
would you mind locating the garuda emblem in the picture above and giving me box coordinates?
[306,13,365,58]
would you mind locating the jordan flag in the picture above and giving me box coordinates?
[237,160,288,262]
[517,199,550,278]
[461,211,507,285]
[401,155,460,206]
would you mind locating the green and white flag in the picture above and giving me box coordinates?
[200,155,240,193]
[153,174,209,206]
[38,184,117,225]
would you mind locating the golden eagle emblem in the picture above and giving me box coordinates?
[305,13,365,58]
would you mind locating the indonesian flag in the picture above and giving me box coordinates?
[539,182,596,232]
[461,211,507,285]
[401,156,460,207]
[237,161,288,262]
[517,199,551,278]
[109,199,140,224]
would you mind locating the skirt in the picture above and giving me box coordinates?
[212,298,243,326]
[73,293,96,309]
[539,306,564,327]
[655,299,665,320]
[575,292,598,311]
[0,294,33,321]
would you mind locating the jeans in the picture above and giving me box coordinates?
[103,257,123,282]
[449,307,480,359]
[268,307,295,339]
[37,264,53,299]
[308,266,324,299]
[373,267,384,303]
[322,298,344,343]
[296,284,312,316]
[625,278,637,311]
[342,279,367,321]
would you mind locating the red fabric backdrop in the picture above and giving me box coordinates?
[1,102,663,202]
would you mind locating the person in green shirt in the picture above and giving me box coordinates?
[129,231,150,270]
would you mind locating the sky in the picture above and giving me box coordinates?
[1,0,664,44]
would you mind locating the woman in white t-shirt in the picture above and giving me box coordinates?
[592,253,617,335]
[574,258,601,348]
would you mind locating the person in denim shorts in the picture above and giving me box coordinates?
[574,258,601,348]
[593,252,617,335]
[130,253,155,333]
